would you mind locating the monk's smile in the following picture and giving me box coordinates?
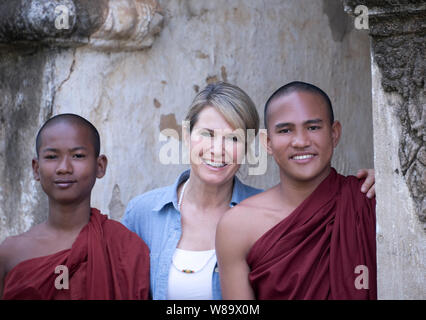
[289,152,318,164]
[54,179,77,189]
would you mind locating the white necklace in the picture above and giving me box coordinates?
[177,178,189,211]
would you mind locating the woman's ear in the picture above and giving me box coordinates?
[182,122,191,148]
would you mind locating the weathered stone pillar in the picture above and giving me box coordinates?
[344,0,425,299]
[0,0,162,240]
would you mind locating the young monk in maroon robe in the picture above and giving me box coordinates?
[0,114,150,300]
[216,81,377,300]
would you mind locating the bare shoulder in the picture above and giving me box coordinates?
[218,186,282,254]
[0,224,46,274]
[219,185,291,254]
[240,186,280,209]
[0,233,30,298]
[216,206,253,262]
[0,237,11,263]
[218,198,264,235]
[227,185,282,224]
[0,235,20,276]
[0,234,26,259]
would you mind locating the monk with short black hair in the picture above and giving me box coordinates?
[0,113,150,300]
[216,81,377,300]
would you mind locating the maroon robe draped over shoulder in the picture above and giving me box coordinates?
[2,208,150,300]
[247,168,376,300]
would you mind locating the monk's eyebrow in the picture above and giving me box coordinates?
[304,119,323,125]
[42,147,87,153]
[274,119,324,129]
[275,122,293,129]
[70,147,87,152]
[42,148,58,153]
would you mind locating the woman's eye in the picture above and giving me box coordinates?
[225,135,239,142]
[200,131,213,137]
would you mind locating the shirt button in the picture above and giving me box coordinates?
[214,267,219,273]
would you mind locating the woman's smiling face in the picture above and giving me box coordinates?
[188,106,245,186]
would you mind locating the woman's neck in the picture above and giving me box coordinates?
[181,174,234,211]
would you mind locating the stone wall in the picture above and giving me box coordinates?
[0,1,373,245]
[344,0,425,299]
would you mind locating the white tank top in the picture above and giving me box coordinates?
[167,248,217,300]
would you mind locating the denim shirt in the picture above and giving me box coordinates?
[122,169,263,300]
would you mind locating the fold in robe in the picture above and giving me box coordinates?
[2,208,150,300]
[247,168,376,300]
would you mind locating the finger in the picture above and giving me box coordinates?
[357,169,367,179]
[361,175,374,193]
[366,185,376,198]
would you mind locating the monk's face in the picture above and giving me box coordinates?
[266,90,341,184]
[32,121,107,205]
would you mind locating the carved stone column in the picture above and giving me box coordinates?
[0,0,163,241]
[0,0,163,50]
[343,0,426,299]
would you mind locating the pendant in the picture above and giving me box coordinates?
[182,269,195,274]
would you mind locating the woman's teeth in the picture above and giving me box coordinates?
[204,160,227,168]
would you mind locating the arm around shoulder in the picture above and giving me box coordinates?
[216,207,255,300]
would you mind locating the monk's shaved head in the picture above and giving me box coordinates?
[35,113,100,158]
[264,81,334,129]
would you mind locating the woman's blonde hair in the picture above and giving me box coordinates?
[185,82,259,138]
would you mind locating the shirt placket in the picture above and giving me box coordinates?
[158,207,182,299]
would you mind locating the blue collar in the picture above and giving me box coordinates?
[152,169,248,212]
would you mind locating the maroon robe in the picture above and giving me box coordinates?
[2,208,150,300]
[247,168,376,299]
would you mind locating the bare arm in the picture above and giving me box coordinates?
[216,209,255,300]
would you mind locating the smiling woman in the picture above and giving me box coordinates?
[186,106,247,185]
[122,82,263,300]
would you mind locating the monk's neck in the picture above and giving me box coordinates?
[278,166,332,208]
[46,199,91,232]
